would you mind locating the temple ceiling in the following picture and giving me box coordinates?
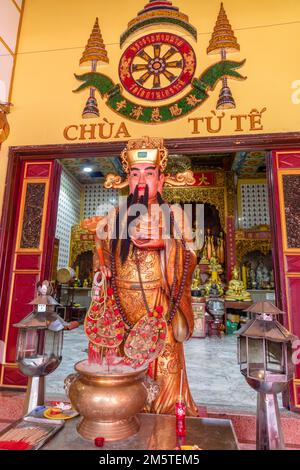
[60,150,267,184]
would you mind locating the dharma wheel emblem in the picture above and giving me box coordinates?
[74,2,247,124]
[119,33,196,101]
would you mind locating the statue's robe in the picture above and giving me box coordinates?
[85,205,198,416]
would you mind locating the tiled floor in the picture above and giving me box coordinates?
[46,327,272,410]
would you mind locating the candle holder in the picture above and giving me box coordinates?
[175,397,186,437]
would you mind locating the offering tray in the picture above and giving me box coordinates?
[0,415,64,450]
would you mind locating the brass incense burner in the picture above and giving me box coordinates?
[67,361,149,441]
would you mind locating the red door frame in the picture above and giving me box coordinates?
[267,150,300,412]
[1,132,300,400]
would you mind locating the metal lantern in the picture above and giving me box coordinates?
[236,301,296,450]
[14,281,65,414]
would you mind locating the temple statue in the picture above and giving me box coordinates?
[206,228,214,261]
[255,261,271,289]
[204,257,224,297]
[225,266,252,301]
[199,241,209,264]
[216,232,225,264]
[83,137,198,416]
[191,263,201,290]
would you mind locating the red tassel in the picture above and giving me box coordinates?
[88,343,102,364]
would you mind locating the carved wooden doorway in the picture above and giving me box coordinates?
[269,151,300,411]
[0,160,61,388]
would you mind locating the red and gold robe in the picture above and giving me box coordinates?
[83,207,198,416]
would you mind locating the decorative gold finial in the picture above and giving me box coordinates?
[207,3,240,110]
[207,3,240,55]
[80,17,109,65]
[80,18,109,119]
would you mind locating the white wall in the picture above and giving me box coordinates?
[55,168,81,268]
[83,183,118,219]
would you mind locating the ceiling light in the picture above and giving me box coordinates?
[83,167,92,173]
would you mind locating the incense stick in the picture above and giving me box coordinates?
[179,369,183,401]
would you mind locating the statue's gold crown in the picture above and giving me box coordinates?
[120,136,168,174]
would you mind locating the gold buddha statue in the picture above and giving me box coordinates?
[191,264,201,290]
[199,243,209,265]
[225,266,252,301]
[207,249,223,275]
[204,270,224,298]
[204,256,224,297]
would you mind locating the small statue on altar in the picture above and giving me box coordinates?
[261,264,271,289]
[207,251,223,276]
[225,266,252,301]
[204,257,224,298]
[204,273,224,298]
[250,266,257,289]
[206,228,214,261]
[208,282,222,298]
[256,261,268,289]
[199,242,209,265]
[216,232,225,264]
[270,270,275,289]
[191,264,201,290]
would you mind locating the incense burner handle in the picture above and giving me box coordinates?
[64,373,79,398]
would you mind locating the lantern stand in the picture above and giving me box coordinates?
[14,281,79,415]
[236,301,297,450]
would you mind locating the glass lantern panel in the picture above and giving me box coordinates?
[238,337,247,369]
[16,329,39,360]
[45,330,63,359]
[248,337,265,379]
[266,340,284,374]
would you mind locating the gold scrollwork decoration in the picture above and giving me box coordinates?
[163,187,225,228]
[70,224,95,266]
[235,238,271,264]
[215,171,225,187]
[104,173,129,189]
[164,170,196,187]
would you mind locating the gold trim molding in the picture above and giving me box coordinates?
[70,224,95,267]
[163,187,225,228]
[235,238,271,264]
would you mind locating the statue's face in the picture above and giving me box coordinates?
[128,163,164,200]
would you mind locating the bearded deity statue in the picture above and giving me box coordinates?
[82,137,198,416]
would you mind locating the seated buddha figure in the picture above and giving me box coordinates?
[225,266,252,302]
[204,265,224,298]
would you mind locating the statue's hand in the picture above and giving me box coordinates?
[98,265,112,278]
[130,215,163,241]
